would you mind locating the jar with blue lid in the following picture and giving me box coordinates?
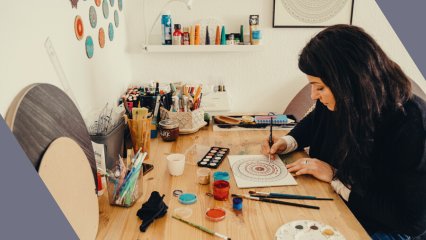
[213,171,230,182]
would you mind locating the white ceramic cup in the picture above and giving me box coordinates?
[167,153,186,176]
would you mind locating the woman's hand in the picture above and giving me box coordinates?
[261,136,287,160]
[286,158,334,183]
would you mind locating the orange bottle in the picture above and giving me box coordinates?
[194,24,200,45]
[215,25,221,45]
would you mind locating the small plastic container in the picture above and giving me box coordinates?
[213,180,230,201]
[178,193,197,205]
[197,168,211,185]
[205,208,226,222]
[106,164,143,208]
[233,197,243,210]
[159,119,179,142]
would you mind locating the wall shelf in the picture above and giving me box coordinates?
[142,45,263,53]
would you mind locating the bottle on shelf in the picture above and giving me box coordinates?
[161,10,172,45]
[205,26,210,45]
[190,25,195,45]
[249,15,261,45]
[182,27,190,45]
[194,24,200,45]
[220,26,226,45]
[240,25,244,44]
[173,24,183,45]
[215,25,221,45]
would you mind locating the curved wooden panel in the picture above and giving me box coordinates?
[39,137,98,239]
[5,83,97,188]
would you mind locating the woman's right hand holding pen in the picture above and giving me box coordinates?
[261,136,287,160]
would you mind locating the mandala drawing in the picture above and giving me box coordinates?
[232,158,287,182]
[280,0,348,23]
[229,155,297,188]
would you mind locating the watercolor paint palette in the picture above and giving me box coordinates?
[275,220,345,240]
[213,114,297,130]
[197,147,230,169]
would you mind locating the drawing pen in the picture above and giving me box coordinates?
[248,191,333,201]
[232,194,320,210]
[269,116,273,164]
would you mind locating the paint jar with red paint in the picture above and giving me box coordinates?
[205,208,226,222]
[213,180,230,201]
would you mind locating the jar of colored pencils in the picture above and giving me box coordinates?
[106,151,146,207]
[213,180,230,201]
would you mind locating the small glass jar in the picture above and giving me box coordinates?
[159,119,179,142]
[213,180,230,201]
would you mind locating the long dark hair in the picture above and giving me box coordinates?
[298,24,412,187]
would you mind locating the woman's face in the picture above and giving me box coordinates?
[307,75,336,111]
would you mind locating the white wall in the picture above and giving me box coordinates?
[126,0,426,113]
[2,0,425,117]
[0,0,132,118]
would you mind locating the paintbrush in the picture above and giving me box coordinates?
[172,215,231,240]
[249,191,333,201]
[269,116,273,164]
[231,194,320,210]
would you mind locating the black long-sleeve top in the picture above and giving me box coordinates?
[288,95,426,237]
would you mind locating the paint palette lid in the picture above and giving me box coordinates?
[178,193,197,205]
[205,208,226,222]
[213,171,230,181]
[275,220,345,240]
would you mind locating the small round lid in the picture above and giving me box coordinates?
[233,197,243,204]
[178,193,197,205]
[213,171,230,181]
[174,24,182,29]
[173,207,193,218]
[173,189,183,197]
[159,119,179,129]
[197,167,211,176]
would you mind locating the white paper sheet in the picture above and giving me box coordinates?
[228,155,297,188]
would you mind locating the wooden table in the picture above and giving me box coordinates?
[96,125,370,240]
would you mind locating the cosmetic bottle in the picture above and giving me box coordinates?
[173,24,183,45]
[161,11,172,45]
[182,27,190,45]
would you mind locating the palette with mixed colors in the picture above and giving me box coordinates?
[275,220,345,240]
[197,147,230,169]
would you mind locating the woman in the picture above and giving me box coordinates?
[262,25,426,239]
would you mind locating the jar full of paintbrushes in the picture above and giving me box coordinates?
[126,107,152,158]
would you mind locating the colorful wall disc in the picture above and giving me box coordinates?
[118,0,123,11]
[85,36,94,59]
[102,0,109,19]
[98,28,105,48]
[70,0,79,8]
[74,15,84,40]
[95,0,101,7]
[89,6,97,28]
[108,22,114,41]
[114,10,119,28]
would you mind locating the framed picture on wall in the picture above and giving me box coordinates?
[273,0,355,28]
